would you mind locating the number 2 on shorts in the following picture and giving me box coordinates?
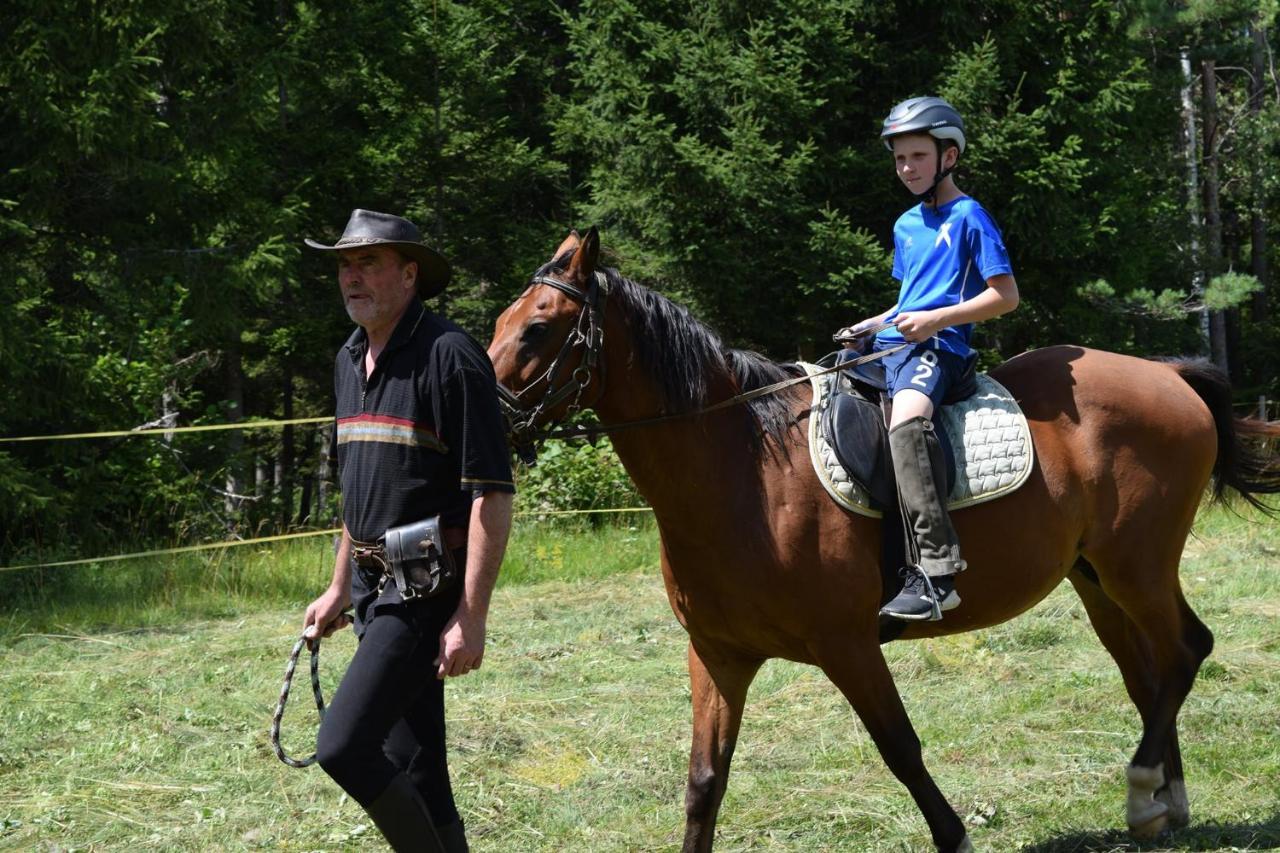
[911,350,939,388]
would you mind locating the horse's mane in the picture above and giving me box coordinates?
[534,254,804,449]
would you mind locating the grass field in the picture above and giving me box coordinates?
[1,506,1277,851]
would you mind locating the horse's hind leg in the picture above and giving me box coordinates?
[1068,566,1186,825]
[681,641,762,853]
[813,632,970,853]
[1071,552,1214,836]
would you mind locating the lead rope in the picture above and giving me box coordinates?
[270,632,327,768]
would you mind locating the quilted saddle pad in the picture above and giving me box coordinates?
[801,362,1035,519]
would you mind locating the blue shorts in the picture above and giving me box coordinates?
[877,344,977,408]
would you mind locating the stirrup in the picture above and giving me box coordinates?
[879,569,957,622]
[922,572,943,621]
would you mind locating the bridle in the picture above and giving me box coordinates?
[495,268,905,465]
[496,271,610,463]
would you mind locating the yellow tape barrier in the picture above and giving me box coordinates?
[0,416,331,444]
[0,507,654,572]
[0,528,342,573]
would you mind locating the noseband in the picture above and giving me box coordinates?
[497,271,610,464]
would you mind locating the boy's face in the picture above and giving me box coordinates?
[891,133,957,193]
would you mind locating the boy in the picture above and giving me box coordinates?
[841,96,1019,621]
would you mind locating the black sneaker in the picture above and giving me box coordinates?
[879,567,960,622]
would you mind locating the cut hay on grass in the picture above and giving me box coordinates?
[1,508,1277,850]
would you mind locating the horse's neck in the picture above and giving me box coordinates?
[598,371,761,520]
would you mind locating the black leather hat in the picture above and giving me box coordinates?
[305,209,451,298]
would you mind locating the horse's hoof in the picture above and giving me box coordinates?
[1156,780,1190,829]
[954,835,974,853]
[1128,806,1169,839]
[1126,763,1169,838]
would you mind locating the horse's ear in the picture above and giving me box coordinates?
[551,230,581,262]
[567,226,599,285]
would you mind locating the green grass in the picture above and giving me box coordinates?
[1,506,1278,851]
[0,513,658,641]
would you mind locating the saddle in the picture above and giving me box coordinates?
[802,354,1034,518]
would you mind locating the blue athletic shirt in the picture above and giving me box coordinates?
[874,195,1013,357]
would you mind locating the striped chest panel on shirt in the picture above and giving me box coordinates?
[336,413,448,454]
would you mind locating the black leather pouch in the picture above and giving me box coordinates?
[380,516,457,600]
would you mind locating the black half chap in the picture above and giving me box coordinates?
[316,557,464,827]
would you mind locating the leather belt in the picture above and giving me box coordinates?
[350,526,467,570]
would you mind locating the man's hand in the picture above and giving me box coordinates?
[435,607,486,679]
[303,587,352,649]
[892,309,946,342]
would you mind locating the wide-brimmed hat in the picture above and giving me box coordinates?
[305,209,451,298]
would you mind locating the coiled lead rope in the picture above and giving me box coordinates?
[270,631,327,768]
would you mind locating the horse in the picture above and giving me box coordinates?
[485,228,1280,852]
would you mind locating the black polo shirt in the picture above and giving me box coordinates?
[333,300,514,544]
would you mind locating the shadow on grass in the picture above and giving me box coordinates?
[1022,813,1280,852]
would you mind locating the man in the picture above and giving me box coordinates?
[302,209,515,852]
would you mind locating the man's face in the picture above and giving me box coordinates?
[891,134,956,193]
[337,246,417,333]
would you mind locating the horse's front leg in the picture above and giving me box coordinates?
[681,640,763,853]
[813,631,971,853]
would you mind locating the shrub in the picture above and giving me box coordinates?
[513,438,644,516]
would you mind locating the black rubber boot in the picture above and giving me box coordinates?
[364,774,447,852]
[436,819,468,853]
[880,416,964,621]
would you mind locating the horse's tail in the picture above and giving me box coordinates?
[1167,358,1280,513]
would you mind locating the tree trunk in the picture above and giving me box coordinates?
[1227,226,1244,384]
[281,361,295,531]
[224,336,246,527]
[255,455,272,527]
[1180,49,1210,353]
[296,427,316,527]
[315,423,330,522]
[1249,19,1269,323]
[161,384,178,445]
[275,0,296,532]
[1201,59,1228,374]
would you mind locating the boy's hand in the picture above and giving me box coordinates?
[893,310,945,342]
[835,318,880,350]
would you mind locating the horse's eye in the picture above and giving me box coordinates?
[523,322,548,343]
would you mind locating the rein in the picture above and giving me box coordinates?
[538,343,904,443]
[269,631,330,768]
[497,271,903,455]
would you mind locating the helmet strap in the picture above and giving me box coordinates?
[915,139,956,208]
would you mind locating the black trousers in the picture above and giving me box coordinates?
[316,560,462,827]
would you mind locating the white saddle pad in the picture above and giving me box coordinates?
[801,362,1035,519]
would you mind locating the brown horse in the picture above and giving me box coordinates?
[486,228,1280,852]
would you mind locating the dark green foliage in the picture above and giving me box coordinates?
[513,438,644,517]
[1,0,1277,562]
[555,0,897,355]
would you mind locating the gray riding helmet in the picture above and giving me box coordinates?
[880,96,966,153]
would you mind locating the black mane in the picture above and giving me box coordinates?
[532,255,804,449]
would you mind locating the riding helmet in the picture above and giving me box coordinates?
[880,96,966,153]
